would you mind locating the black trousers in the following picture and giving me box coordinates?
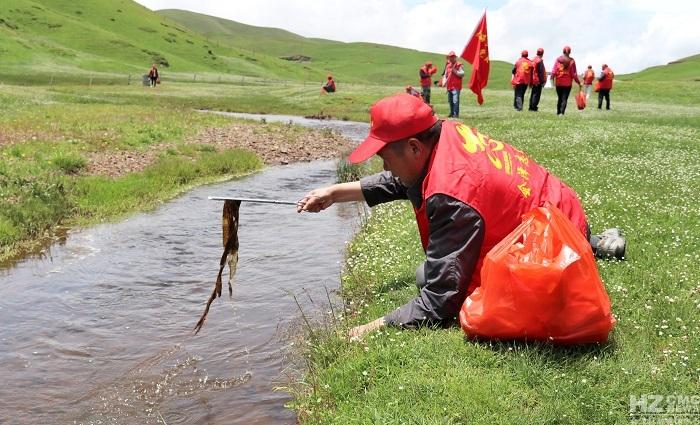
[598,89,610,109]
[556,86,572,115]
[529,84,543,111]
[421,85,431,104]
[513,84,528,110]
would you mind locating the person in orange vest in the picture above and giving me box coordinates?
[528,48,546,111]
[419,61,437,104]
[512,50,532,111]
[321,74,336,94]
[582,65,595,100]
[597,64,614,110]
[550,45,581,115]
[444,51,465,118]
[297,94,626,339]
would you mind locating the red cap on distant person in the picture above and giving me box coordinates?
[537,47,544,55]
[348,94,438,164]
[447,51,457,57]
[521,50,528,57]
[563,45,572,54]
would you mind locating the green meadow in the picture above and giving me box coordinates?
[286,79,700,424]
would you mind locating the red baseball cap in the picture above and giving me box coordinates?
[521,50,528,57]
[348,94,438,164]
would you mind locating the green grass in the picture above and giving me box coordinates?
[288,83,700,424]
[623,54,700,81]
[0,0,327,83]
[0,1,515,88]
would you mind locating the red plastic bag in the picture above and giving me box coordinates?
[459,204,615,344]
[576,90,586,110]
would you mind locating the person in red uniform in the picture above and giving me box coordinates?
[512,50,532,111]
[444,51,465,118]
[528,48,546,111]
[550,46,581,115]
[597,64,614,110]
[419,61,437,104]
[148,64,159,88]
[296,94,626,339]
[321,75,336,94]
[583,65,595,100]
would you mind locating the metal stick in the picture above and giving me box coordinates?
[208,196,299,205]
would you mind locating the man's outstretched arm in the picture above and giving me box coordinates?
[297,171,408,213]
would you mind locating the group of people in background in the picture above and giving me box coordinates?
[512,45,615,115]
[406,51,466,117]
[321,45,614,117]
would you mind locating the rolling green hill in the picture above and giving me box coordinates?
[157,9,514,87]
[621,54,700,81]
[0,0,318,83]
[0,0,526,88]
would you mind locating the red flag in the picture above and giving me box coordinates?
[460,12,489,105]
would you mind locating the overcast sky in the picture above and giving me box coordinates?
[134,0,699,73]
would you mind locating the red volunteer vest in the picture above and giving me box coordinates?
[513,57,532,85]
[599,68,614,90]
[414,121,588,294]
[445,62,464,90]
[583,69,595,85]
[420,65,436,87]
[554,56,575,87]
[531,56,543,86]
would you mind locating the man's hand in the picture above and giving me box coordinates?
[348,317,386,341]
[297,187,334,213]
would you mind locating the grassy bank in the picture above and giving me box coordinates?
[289,84,700,423]
[0,77,405,263]
[0,89,264,262]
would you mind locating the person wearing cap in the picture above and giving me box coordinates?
[512,50,532,111]
[583,65,595,100]
[321,74,336,94]
[296,94,626,339]
[528,48,546,111]
[597,64,614,110]
[444,51,465,118]
[550,46,581,115]
[419,61,437,104]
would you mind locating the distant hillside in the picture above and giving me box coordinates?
[622,54,700,81]
[0,0,315,82]
[0,0,514,87]
[157,9,513,87]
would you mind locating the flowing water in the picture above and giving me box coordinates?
[0,115,369,424]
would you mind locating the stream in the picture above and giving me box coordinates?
[0,114,369,424]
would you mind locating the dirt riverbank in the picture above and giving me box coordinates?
[86,120,354,177]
